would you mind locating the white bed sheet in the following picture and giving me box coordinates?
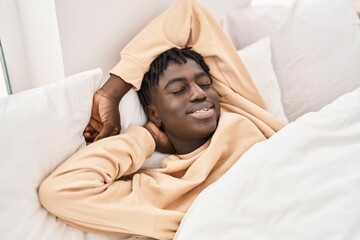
[175,87,360,240]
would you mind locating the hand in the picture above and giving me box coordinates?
[144,121,176,154]
[83,74,131,144]
[83,91,121,144]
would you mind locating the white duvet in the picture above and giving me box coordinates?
[175,87,360,240]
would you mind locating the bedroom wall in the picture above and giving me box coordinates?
[54,0,177,83]
[1,0,357,93]
[0,0,64,93]
[15,0,65,88]
[0,0,30,93]
[1,0,248,92]
[54,0,248,83]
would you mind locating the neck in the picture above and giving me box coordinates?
[168,136,211,155]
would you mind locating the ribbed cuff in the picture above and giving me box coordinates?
[109,54,148,91]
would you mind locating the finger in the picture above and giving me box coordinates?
[88,118,104,133]
[84,125,94,134]
[84,124,97,140]
[84,131,94,143]
[144,121,157,133]
[94,125,114,142]
[92,131,99,140]
[110,127,120,136]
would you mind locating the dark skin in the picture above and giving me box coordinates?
[84,59,221,154]
[83,74,131,143]
[146,59,220,154]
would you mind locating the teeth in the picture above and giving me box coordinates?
[195,108,209,113]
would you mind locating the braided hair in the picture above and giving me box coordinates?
[138,47,210,115]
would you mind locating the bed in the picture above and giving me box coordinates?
[0,0,360,239]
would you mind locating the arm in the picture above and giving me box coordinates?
[39,126,157,236]
[89,0,268,143]
[84,74,131,144]
[144,121,175,154]
[110,0,264,107]
[110,0,284,135]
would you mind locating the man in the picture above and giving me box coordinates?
[39,0,284,239]
[138,47,220,155]
[40,46,271,239]
[83,0,283,145]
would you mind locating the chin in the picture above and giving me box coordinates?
[196,121,218,139]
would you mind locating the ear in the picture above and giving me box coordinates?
[145,105,162,128]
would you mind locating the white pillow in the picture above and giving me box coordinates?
[0,69,106,240]
[119,89,168,169]
[221,5,288,49]
[222,0,360,121]
[119,89,147,134]
[238,37,288,124]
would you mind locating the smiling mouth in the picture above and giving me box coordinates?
[189,107,215,120]
[194,107,210,113]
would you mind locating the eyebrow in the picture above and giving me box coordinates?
[163,72,209,90]
[164,77,186,90]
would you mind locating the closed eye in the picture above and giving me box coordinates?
[171,87,187,94]
[196,73,212,89]
[198,82,212,89]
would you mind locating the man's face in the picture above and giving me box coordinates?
[148,59,220,144]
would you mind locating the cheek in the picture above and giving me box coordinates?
[208,90,220,104]
[209,90,221,117]
[157,96,186,118]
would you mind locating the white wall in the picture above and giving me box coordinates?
[1,0,250,92]
[55,0,248,83]
[0,0,30,93]
[16,0,65,88]
[0,0,65,92]
[55,0,176,83]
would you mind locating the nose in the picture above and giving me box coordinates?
[189,83,207,102]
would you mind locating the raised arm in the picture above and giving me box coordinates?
[110,0,264,105]
[87,0,274,143]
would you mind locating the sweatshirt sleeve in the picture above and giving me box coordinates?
[38,126,158,236]
[110,0,266,109]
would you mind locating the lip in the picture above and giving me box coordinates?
[187,102,215,120]
[189,107,215,120]
[187,102,214,114]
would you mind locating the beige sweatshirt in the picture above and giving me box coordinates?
[39,0,284,239]
[39,112,269,239]
[110,0,283,138]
